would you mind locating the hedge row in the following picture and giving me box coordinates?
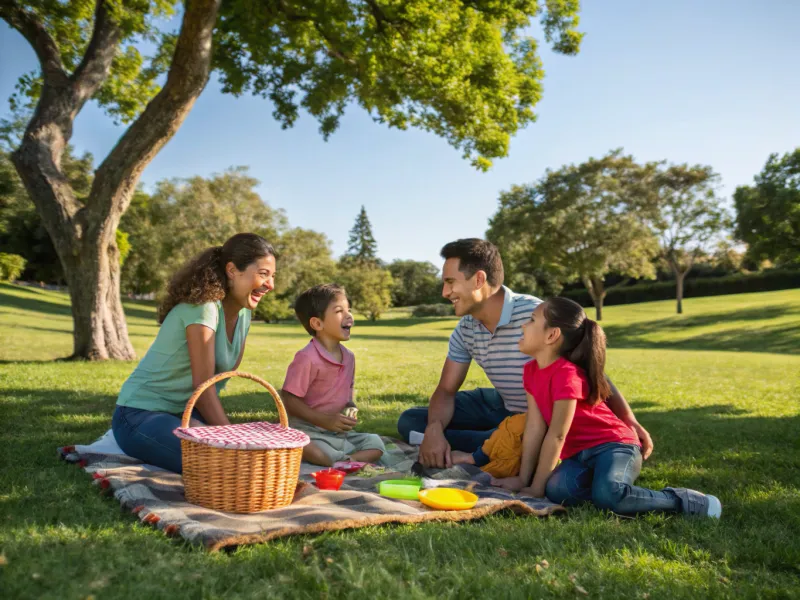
[561,269,800,308]
[412,303,456,317]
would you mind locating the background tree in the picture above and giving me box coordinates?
[734,149,800,267]
[345,206,378,265]
[387,259,441,306]
[0,139,93,284]
[254,227,337,322]
[0,0,582,359]
[338,261,393,322]
[119,188,169,296]
[648,164,729,314]
[121,168,285,296]
[488,151,658,320]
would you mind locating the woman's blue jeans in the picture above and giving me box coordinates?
[546,442,681,515]
[112,405,204,474]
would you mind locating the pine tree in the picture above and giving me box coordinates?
[345,206,378,263]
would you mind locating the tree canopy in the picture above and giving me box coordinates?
[488,150,658,320]
[734,149,800,267]
[1,0,583,359]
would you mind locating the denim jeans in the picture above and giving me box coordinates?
[396,388,513,453]
[545,442,680,515]
[111,405,205,474]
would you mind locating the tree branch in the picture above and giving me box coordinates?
[88,0,222,233]
[0,0,68,85]
[71,0,123,106]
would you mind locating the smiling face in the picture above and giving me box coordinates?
[314,294,354,342]
[441,258,483,317]
[519,302,557,356]
[226,254,276,310]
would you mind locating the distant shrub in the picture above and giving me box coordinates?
[0,253,27,282]
[412,303,455,317]
[561,269,800,307]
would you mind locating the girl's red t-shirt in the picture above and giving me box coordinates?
[522,357,640,459]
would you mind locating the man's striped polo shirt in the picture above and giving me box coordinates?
[447,286,542,413]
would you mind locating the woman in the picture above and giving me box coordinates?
[112,233,276,472]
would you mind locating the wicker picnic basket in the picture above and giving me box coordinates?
[173,371,309,513]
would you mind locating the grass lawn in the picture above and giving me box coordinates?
[1,283,799,599]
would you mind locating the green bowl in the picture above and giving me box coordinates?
[378,478,423,500]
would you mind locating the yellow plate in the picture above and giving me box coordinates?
[418,488,478,511]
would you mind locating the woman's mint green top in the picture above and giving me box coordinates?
[117,301,251,414]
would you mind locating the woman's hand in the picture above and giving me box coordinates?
[491,476,526,492]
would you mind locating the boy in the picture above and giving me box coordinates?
[280,284,385,466]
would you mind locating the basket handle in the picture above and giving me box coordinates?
[180,371,289,429]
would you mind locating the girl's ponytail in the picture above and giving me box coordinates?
[542,297,611,405]
[565,318,611,405]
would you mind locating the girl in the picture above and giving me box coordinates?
[111,233,276,473]
[493,297,721,518]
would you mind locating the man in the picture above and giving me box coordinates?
[397,238,653,468]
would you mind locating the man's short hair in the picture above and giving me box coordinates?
[440,238,504,287]
[294,284,347,336]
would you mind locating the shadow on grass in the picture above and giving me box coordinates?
[605,304,800,354]
[0,284,157,323]
[0,285,73,316]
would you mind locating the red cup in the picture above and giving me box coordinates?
[311,468,346,490]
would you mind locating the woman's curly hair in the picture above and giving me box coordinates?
[157,233,275,323]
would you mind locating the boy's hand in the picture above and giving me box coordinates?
[319,413,357,433]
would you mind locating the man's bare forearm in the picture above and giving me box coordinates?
[426,385,456,432]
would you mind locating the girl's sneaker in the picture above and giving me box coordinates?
[666,487,722,519]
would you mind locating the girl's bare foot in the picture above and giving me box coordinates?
[451,450,476,465]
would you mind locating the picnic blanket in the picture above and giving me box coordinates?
[58,431,565,552]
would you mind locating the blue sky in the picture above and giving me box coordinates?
[1,0,798,267]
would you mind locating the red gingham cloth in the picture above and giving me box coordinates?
[173,422,310,450]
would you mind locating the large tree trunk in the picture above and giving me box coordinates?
[582,275,607,321]
[67,235,135,360]
[3,0,221,360]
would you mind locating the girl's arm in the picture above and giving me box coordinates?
[517,394,548,485]
[606,378,653,459]
[527,399,577,497]
[186,324,231,426]
[491,394,547,492]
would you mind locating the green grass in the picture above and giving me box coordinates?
[1,283,799,599]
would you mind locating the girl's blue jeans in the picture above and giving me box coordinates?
[112,405,204,474]
[546,442,680,515]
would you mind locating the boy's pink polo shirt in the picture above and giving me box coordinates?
[282,338,354,413]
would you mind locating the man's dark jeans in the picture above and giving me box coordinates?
[397,388,513,453]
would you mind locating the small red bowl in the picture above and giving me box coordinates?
[311,468,346,491]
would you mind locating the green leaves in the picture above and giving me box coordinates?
[734,148,800,268]
[213,0,579,169]
[7,0,178,121]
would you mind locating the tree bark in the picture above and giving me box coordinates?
[582,275,606,321]
[3,0,222,360]
[667,253,693,315]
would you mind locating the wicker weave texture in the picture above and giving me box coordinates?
[180,371,303,513]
